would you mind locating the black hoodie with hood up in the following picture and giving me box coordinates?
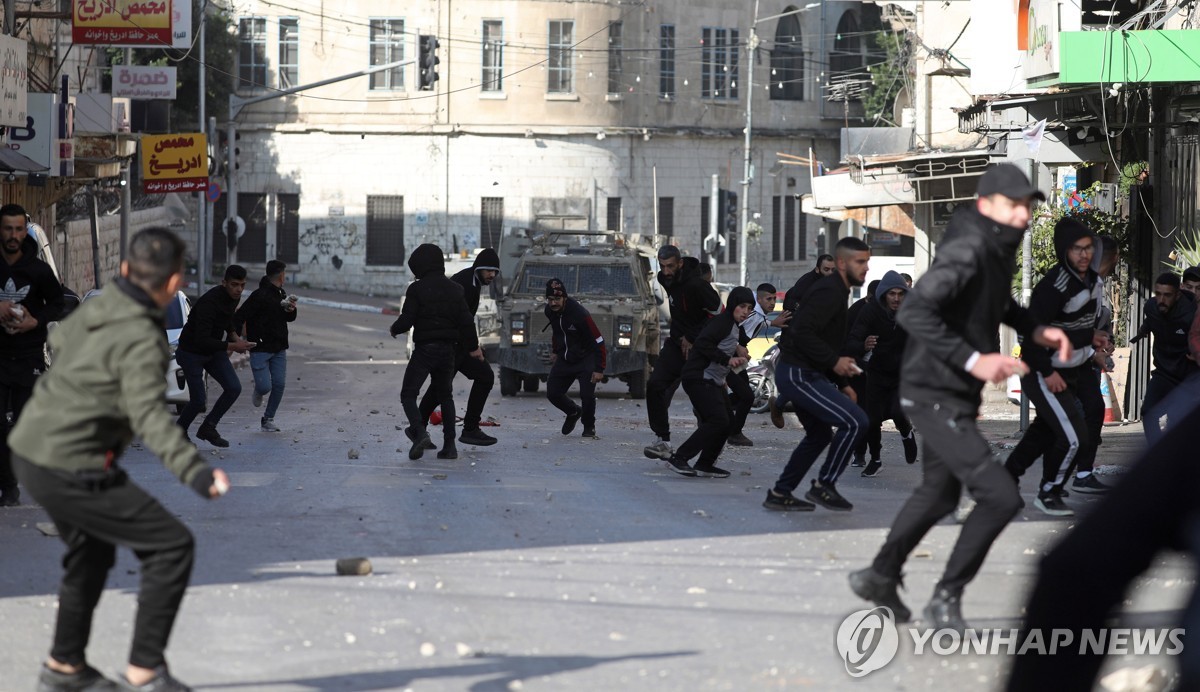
[845,270,909,386]
[1021,218,1101,377]
[682,286,755,384]
[450,248,500,316]
[390,243,479,349]
[657,256,722,343]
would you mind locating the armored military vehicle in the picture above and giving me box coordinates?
[496,229,659,398]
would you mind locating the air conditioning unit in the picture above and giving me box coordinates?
[74,93,132,135]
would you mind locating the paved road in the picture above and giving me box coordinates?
[0,299,1189,691]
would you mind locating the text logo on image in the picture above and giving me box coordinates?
[836,606,899,677]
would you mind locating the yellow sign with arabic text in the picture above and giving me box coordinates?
[73,0,172,46]
[141,133,207,194]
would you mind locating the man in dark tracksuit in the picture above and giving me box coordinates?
[1004,219,1102,517]
[233,259,298,433]
[770,256,837,427]
[544,278,606,439]
[1134,272,1197,443]
[844,278,880,468]
[391,244,479,461]
[643,245,721,460]
[0,203,65,507]
[845,270,916,478]
[764,236,871,513]
[12,228,227,692]
[850,164,1072,630]
[664,286,756,478]
[418,248,501,447]
[175,264,255,448]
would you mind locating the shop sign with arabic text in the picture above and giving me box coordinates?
[141,133,207,194]
[73,0,172,46]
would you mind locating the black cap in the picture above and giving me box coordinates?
[545,278,567,298]
[1183,266,1200,283]
[976,164,1046,201]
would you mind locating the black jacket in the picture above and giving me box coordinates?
[658,256,721,343]
[1136,294,1196,382]
[545,297,607,370]
[1022,221,1100,377]
[450,248,500,317]
[897,206,1037,410]
[390,244,478,349]
[0,235,65,359]
[682,286,754,383]
[846,299,908,387]
[178,284,240,356]
[782,270,822,315]
[234,277,297,353]
[780,271,852,375]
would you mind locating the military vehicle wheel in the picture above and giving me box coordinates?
[523,376,540,393]
[627,363,648,399]
[500,367,520,396]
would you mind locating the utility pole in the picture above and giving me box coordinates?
[739,0,761,288]
[197,7,207,293]
[119,49,131,263]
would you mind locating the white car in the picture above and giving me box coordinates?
[83,288,193,411]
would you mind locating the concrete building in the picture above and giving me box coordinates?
[218,0,886,295]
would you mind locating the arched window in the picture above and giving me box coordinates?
[830,11,864,76]
[769,9,804,101]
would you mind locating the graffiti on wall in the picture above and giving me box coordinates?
[299,219,361,270]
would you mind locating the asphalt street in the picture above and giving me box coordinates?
[0,294,1191,691]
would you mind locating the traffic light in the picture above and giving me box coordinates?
[226,131,241,174]
[418,34,440,90]
[722,189,738,235]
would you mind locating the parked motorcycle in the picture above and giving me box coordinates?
[746,340,780,414]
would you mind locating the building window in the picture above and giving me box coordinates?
[772,196,805,262]
[369,19,405,91]
[701,27,739,99]
[607,21,623,94]
[830,12,864,76]
[278,17,299,89]
[239,194,268,263]
[770,11,803,101]
[238,17,267,91]
[659,25,676,99]
[481,197,504,249]
[366,195,405,266]
[658,197,674,238]
[277,193,299,264]
[548,20,574,94]
[771,198,781,262]
[482,20,503,92]
[606,197,621,232]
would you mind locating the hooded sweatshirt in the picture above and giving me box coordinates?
[658,256,722,343]
[544,282,607,370]
[178,282,240,355]
[0,234,66,359]
[845,270,909,385]
[389,243,479,349]
[450,248,500,316]
[1022,218,1101,376]
[682,286,754,384]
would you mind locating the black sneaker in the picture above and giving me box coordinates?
[726,432,753,447]
[581,428,599,439]
[762,489,815,511]
[407,429,433,460]
[1071,474,1111,494]
[117,666,192,691]
[0,486,19,507]
[850,452,866,468]
[404,426,437,451]
[924,587,968,632]
[861,459,882,478]
[805,481,853,511]
[848,567,912,622]
[664,456,697,477]
[195,425,229,448]
[561,411,581,435]
[694,464,731,478]
[437,442,458,460]
[459,428,498,446]
[1034,490,1074,517]
[38,663,119,692]
[903,435,918,464]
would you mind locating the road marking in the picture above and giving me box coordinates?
[306,359,408,365]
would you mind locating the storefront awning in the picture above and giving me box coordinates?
[0,148,49,173]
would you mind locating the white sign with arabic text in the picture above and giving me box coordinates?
[113,65,177,100]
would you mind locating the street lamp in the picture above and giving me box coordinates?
[740,2,820,286]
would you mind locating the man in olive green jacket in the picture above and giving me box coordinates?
[11,228,229,692]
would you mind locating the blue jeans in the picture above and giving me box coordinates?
[175,349,241,431]
[773,361,867,491]
[250,350,287,421]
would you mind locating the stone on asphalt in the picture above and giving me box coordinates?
[335,558,372,576]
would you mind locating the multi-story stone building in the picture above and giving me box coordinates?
[218,0,884,295]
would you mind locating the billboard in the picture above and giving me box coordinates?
[0,35,28,128]
[141,132,207,193]
[73,0,172,46]
[113,65,177,100]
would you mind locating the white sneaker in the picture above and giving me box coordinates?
[252,391,264,408]
[643,438,673,460]
[261,418,280,432]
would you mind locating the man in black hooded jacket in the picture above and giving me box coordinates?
[0,204,65,507]
[544,278,606,439]
[849,164,1071,632]
[390,244,479,461]
[643,245,722,461]
[418,248,501,447]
